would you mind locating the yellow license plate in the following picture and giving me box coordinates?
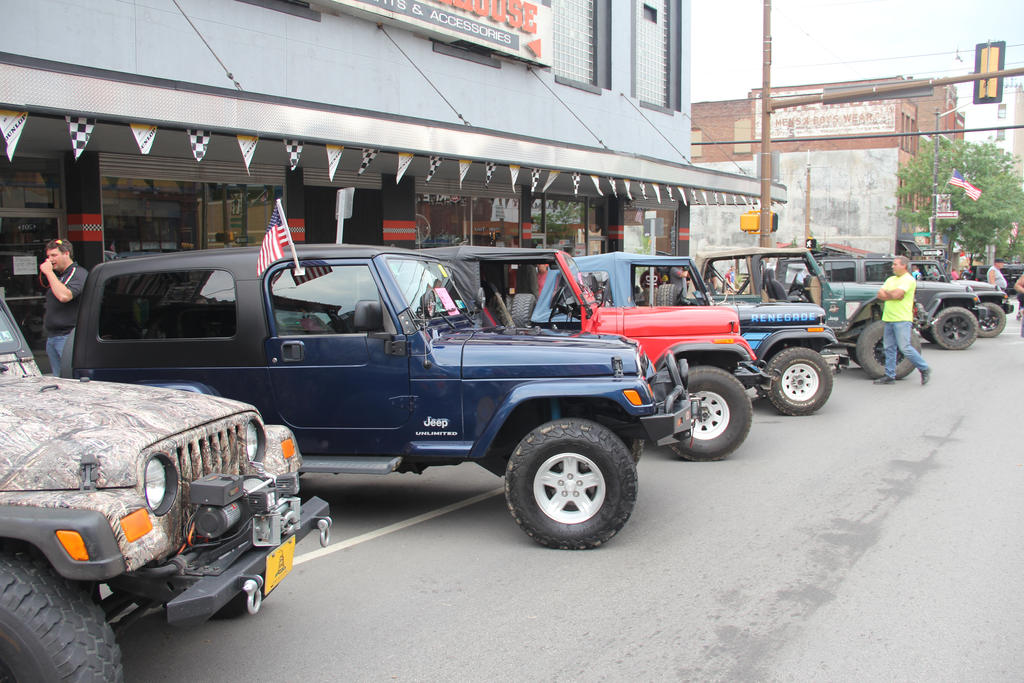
[263,535,296,595]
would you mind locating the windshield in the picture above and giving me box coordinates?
[561,255,597,308]
[386,257,468,323]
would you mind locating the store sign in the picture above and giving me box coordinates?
[317,0,552,66]
[755,91,896,137]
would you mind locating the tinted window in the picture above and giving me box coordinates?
[864,262,893,282]
[824,261,856,282]
[99,270,236,339]
[270,264,382,335]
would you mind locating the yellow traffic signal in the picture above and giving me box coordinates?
[739,210,778,233]
[974,41,1005,104]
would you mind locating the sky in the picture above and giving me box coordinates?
[690,0,1024,103]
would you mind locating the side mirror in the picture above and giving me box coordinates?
[353,299,383,332]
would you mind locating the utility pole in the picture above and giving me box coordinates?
[805,150,812,246]
[759,0,772,248]
[931,110,940,250]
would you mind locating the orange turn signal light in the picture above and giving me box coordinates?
[281,438,296,459]
[622,389,644,406]
[806,327,825,333]
[712,338,735,344]
[55,530,89,561]
[120,508,153,543]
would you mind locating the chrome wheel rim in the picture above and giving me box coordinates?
[532,452,606,524]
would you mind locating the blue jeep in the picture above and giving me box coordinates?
[572,253,842,416]
[69,245,692,549]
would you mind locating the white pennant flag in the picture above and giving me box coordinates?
[701,190,710,205]
[509,164,520,188]
[237,134,258,175]
[0,110,28,162]
[624,179,633,200]
[590,175,604,196]
[608,178,617,197]
[652,183,661,203]
[188,129,211,162]
[691,188,700,204]
[326,145,344,182]
[542,170,559,193]
[284,140,303,171]
[678,187,688,206]
[66,116,95,161]
[396,152,414,183]
[459,159,471,187]
[130,123,157,155]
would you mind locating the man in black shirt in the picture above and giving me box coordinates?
[39,239,88,374]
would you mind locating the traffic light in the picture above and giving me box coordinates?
[974,41,1005,105]
[739,210,778,234]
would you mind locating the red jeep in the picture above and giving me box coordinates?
[429,246,764,461]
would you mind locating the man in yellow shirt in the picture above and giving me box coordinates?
[874,255,931,385]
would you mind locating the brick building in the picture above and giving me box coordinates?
[689,78,964,256]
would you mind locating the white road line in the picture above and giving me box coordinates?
[294,487,505,565]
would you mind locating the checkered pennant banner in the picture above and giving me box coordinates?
[608,178,617,197]
[639,181,647,200]
[284,140,303,171]
[666,185,673,201]
[509,164,520,188]
[188,129,211,163]
[358,148,378,175]
[572,172,580,195]
[484,161,496,186]
[531,168,541,192]
[590,175,603,196]
[425,155,442,182]
[65,116,95,160]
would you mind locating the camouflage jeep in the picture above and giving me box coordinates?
[0,289,331,682]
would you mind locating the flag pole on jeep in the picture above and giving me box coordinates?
[257,198,304,277]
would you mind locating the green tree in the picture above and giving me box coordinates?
[895,139,1024,261]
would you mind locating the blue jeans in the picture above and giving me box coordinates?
[883,321,928,378]
[46,334,68,376]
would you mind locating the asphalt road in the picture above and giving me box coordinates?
[121,324,1024,682]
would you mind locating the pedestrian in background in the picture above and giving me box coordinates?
[874,255,930,386]
[988,257,1007,289]
[39,239,87,374]
[1015,272,1024,335]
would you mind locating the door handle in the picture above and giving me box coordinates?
[281,340,305,362]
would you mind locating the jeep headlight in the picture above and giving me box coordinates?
[245,419,263,462]
[144,453,177,515]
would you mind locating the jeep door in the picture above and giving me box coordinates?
[264,260,411,453]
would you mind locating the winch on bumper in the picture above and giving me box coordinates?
[639,357,696,446]
[125,473,332,627]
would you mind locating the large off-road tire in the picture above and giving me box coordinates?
[854,320,920,379]
[0,553,123,682]
[764,346,833,416]
[977,302,1006,338]
[929,306,978,350]
[655,284,678,306]
[505,418,637,550]
[670,366,752,462]
[509,293,537,327]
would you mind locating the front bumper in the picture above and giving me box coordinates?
[640,398,693,446]
[165,496,331,627]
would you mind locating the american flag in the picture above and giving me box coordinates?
[257,204,290,275]
[949,169,982,201]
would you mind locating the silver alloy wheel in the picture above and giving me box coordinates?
[779,362,820,401]
[532,452,606,524]
[693,390,730,440]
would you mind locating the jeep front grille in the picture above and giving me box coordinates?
[171,420,247,485]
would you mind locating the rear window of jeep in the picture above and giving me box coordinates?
[98,270,237,339]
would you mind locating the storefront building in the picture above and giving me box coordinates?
[1,0,782,370]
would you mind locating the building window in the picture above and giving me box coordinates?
[996,128,1006,141]
[997,103,1007,119]
[553,0,596,85]
[635,0,670,107]
[415,195,520,248]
